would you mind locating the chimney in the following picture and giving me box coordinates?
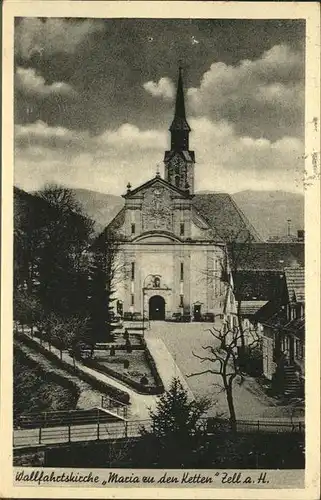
[287,219,292,237]
[297,229,305,241]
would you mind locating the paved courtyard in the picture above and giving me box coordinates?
[146,321,287,419]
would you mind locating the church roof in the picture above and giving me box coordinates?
[192,193,262,242]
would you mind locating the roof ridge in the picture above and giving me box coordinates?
[228,193,263,242]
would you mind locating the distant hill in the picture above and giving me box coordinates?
[231,190,304,241]
[70,188,125,234]
[21,186,304,241]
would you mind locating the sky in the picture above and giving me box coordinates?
[14,17,305,195]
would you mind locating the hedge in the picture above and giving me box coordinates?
[16,332,130,405]
[14,343,80,402]
[83,355,164,395]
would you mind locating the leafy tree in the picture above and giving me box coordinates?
[139,378,211,467]
[88,230,120,343]
[14,289,43,335]
[35,184,94,318]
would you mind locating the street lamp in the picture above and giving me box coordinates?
[142,273,162,335]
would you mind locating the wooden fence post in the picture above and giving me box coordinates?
[97,409,100,440]
[39,426,42,445]
[257,420,260,432]
[68,423,71,443]
[124,421,128,438]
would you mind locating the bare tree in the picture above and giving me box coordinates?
[200,227,255,349]
[187,321,259,432]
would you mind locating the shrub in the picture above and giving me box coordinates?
[125,339,132,353]
[140,375,148,386]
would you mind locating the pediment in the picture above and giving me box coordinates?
[123,176,191,200]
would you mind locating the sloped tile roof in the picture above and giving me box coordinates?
[261,308,305,340]
[284,266,305,302]
[233,270,287,301]
[239,300,268,316]
[192,193,262,242]
[233,242,305,270]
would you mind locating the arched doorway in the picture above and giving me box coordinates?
[149,295,165,321]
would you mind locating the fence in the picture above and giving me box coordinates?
[16,408,120,430]
[13,414,304,450]
[101,395,128,419]
[13,419,152,448]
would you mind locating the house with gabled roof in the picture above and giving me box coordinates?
[255,264,305,396]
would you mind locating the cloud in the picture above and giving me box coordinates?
[15,18,105,59]
[98,123,166,150]
[15,120,88,151]
[187,44,304,139]
[143,45,304,140]
[143,77,175,100]
[15,117,304,195]
[15,67,76,98]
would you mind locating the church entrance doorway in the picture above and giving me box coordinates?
[149,295,165,321]
[193,304,202,322]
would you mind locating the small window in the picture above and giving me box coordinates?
[180,262,184,281]
[175,175,180,188]
[131,223,136,235]
[180,223,185,236]
[131,262,135,281]
[179,295,184,308]
[131,294,134,306]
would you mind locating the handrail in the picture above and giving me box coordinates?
[13,415,305,449]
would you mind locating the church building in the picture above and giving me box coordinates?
[107,69,261,322]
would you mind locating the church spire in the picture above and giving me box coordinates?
[164,66,195,193]
[169,67,191,148]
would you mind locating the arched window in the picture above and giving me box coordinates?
[175,175,180,188]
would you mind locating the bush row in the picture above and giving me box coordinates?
[16,332,130,405]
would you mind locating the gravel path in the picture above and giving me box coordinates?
[146,322,288,419]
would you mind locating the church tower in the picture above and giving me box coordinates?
[164,68,195,193]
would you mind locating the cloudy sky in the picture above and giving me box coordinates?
[14,17,305,195]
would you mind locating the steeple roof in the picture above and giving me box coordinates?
[170,67,191,132]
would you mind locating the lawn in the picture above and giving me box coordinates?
[93,350,157,389]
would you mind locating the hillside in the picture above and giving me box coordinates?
[232,190,304,241]
[70,187,304,241]
[17,186,304,241]
[69,188,124,234]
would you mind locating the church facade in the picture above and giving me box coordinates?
[107,69,261,321]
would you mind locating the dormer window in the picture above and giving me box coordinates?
[180,223,185,236]
[131,223,136,235]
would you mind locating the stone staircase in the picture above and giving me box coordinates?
[283,365,302,397]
